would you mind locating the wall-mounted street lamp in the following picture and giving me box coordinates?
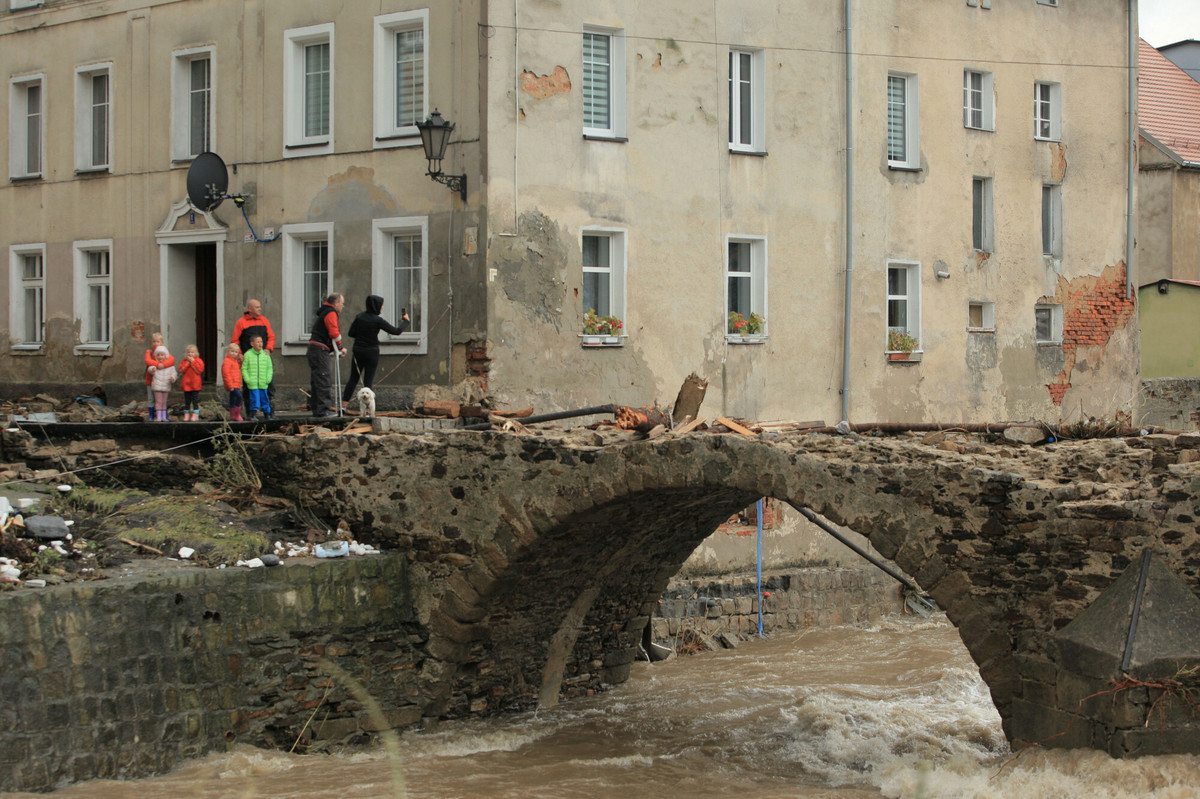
[416,110,467,202]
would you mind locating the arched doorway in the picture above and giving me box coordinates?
[155,200,228,383]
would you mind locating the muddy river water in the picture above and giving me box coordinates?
[10,615,1200,799]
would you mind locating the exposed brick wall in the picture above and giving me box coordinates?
[714,496,782,536]
[464,339,491,390]
[1044,262,1136,406]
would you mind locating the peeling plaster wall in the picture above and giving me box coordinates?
[480,0,1138,423]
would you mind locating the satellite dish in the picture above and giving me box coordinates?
[186,151,230,212]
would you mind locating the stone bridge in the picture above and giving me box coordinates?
[251,426,1200,758]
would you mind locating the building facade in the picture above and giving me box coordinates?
[1,0,1140,424]
[1136,38,1200,380]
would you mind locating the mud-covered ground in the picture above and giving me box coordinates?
[0,425,370,590]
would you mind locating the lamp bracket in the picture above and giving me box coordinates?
[428,170,467,202]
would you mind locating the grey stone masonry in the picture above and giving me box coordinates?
[4,423,1200,792]
[651,567,904,644]
[0,556,421,793]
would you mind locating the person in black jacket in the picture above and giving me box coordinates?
[341,294,410,408]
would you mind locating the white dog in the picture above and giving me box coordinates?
[357,386,376,419]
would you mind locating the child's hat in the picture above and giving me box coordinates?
[155,346,169,357]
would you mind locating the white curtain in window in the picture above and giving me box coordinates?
[583,33,611,129]
[304,43,330,138]
[887,75,906,162]
[395,29,424,127]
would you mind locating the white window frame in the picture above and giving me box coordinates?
[9,243,46,350]
[725,235,768,342]
[1042,183,1063,261]
[371,216,429,355]
[1035,303,1063,345]
[582,25,626,140]
[74,63,112,173]
[170,47,215,162]
[283,23,334,157]
[373,9,428,147]
[1034,81,1061,141]
[1036,0,1058,6]
[887,71,919,170]
[968,301,995,332]
[580,228,628,342]
[10,0,44,10]
[280,223,334,347]
[9,74,44,180]
[73,240,113,353]
[728,48,766,154]
[963,69,994,131]
[886,261,921,352]
[973,176,994,253]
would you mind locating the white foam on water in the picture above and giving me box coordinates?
[396,721,557,759]
[878,748,1200,799]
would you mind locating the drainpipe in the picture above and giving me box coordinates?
[840,0,855,423]
[1126,0,1136,298]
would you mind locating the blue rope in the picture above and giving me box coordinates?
[756,497,764,637]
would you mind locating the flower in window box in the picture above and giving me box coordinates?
[582,309,623,336]
[887,329,918,356]
[727,311,765,336]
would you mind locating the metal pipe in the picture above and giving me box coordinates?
[1121,548,1153,673]
[792,504,922,593]
[460,404,618,430]
[806,421,1141,437]
[840,0,855,424]
[1126,0,1136,299]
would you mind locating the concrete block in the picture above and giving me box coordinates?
[372,416,463,433]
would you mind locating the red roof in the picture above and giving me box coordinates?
[1139,38,1200,165]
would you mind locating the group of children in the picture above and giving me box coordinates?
[143,332,274,421]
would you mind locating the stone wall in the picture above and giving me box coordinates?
[651,567,905,645]
[0,556,422,793]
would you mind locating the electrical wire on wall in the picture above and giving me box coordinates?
[241,203,281,242]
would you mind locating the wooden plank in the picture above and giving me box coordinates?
[715,416,756,436]
[489,407,535,419]
[673,416,707,435]
[755,419,826,432]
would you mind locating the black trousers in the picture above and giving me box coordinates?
[307,346,333,416]
[342,347,381,403]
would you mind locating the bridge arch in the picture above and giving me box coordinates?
[258,428,1200,756]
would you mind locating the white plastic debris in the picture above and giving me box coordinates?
[178,546,195,560]
[314,541,349,558]
[238,557,265,569]
[57,484,72,493]
[16,498,37,510]
[0,561,21,582]
[24,579,45,588]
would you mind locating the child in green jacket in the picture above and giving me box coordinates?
[241,335,274,419]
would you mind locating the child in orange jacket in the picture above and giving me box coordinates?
[221,343,244,421]
[177,344,205,421]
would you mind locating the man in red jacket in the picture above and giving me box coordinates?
[231,299,276,415]
[307,293,346,418]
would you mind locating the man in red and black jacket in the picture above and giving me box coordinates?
[231,298,277,414]
[306,293,346,417]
